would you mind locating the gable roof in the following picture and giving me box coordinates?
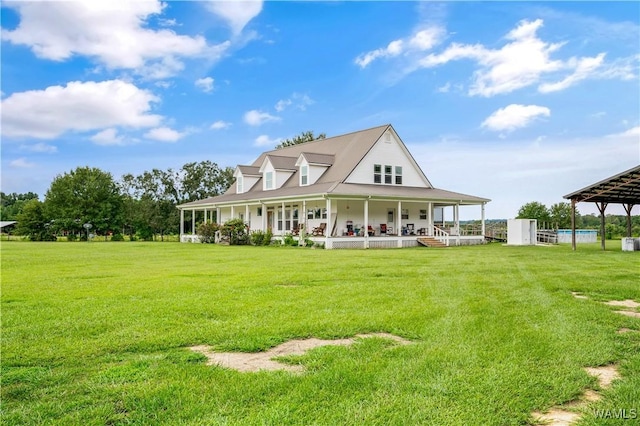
[178,124,490,208]
[298,152,335,166]
[236,165,261,176]
[262,154,298,171]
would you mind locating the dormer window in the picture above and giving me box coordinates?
[265,171,274,190]
[237,175,243,193]
[301,165,309,186]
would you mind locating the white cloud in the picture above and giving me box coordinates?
[606,126,640,139]
[254,134,281,147]
[144,127,185,142]
[538,53,606,93]
[1,80,162,139]
[205,1,263,35]
[21,142,57,153]
[355,26,445,69]
[10,158,36,168]
[243,109,280,126]
[436,82,451,93]
[1,1,226,78]
[195,77,214,93]
[482,104,551,132]
[90,128,125,146]
[274,93,314,112]
[210,120,231,130]
[404,18,634,97]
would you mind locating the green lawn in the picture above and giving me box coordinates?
[1,242,638,425]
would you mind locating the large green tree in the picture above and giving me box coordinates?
[275,130,326,149]
[45,167,123,236]
[1,192,39,221]
[516,201,551,226]
[549,202,577,229]
[119,161,233,239]
[14,199,55,241]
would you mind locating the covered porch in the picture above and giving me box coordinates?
[179,194,488,248]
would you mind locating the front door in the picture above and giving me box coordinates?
[267,209,274,231]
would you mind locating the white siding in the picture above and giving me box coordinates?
[345,132,428,187]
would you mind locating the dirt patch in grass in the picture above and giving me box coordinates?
[571,292,588,300]
[531,365,620,425]
[617,328,639,334]
[604,299,640,309]
[190,333,412,373]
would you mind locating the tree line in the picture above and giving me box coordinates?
[2,162,234,241]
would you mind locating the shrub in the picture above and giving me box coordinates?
[221,219,249,245]
[197,221,220,244]
[67,233,77,242]
[283,233,296,246]
[263,229,273,246]
[111,233,124,242]
[251,230,265,246]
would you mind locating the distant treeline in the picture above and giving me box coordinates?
[1,162,234,241]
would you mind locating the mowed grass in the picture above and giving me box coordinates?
[1,241,639,425]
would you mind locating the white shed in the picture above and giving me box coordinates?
[507,219,537,245]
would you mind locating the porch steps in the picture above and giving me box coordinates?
[417,237,448,248]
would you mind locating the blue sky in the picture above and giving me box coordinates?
[1,1,639,220]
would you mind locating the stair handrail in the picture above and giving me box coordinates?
[430,225,450,246]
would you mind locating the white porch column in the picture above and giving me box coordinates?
[289,203,294,232]
[481,203,486,237]
[280,202,285,235]
[191,210,195,235]
[397,200,402,247]
[230,205,235,219]
[427,202,432,236]
[204,209,208,223]
[454,204,460,246]
[325,198,332,244]
[245,205,250,226]
[261,203,266,231]
[180,209,184,238]
[364,198,369,248]
[216,208,220,225]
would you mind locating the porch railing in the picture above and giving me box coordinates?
[430,225,450,246]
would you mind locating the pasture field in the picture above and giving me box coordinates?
[1,241,639,425]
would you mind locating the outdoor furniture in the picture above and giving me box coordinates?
[312,222,326,236]
[367,225,375,236]
[418,228,426,236]
[407,223,415,235]
[380,224,387,235]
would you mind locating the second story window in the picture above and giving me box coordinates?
[374,164,381,183]
[265,171,274,190]
[395,166,402,185]
[384,165,392,184]
[301,165,308,186]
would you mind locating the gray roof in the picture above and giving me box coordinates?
[300,152,335,166]
[237,165,261,176]
[264,155,297,170]
[0,221,17,228]
[178,124,490,208]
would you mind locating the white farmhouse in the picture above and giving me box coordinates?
[178,124,490,248]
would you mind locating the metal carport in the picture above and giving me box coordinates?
[563,165,640,250]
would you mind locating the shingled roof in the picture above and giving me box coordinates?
[178,124,490,208]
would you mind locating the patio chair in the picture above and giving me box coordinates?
[367,225,375,237]
[312,222,326,236]
[379,224,387,235]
